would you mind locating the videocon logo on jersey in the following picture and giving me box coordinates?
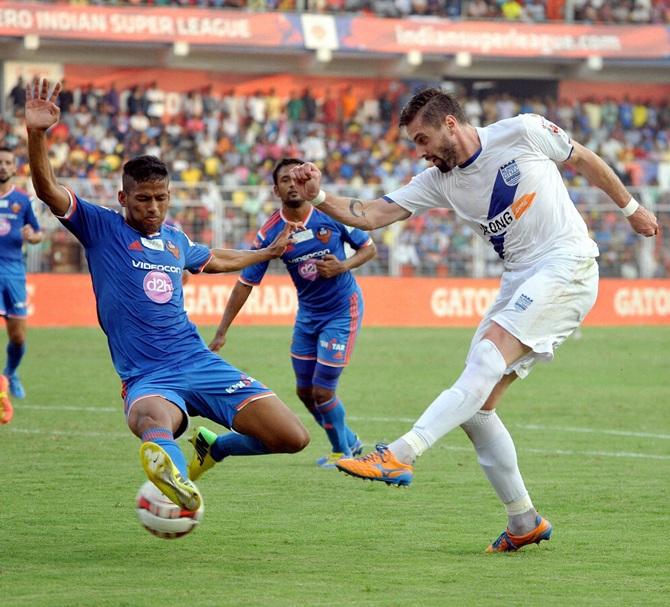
[143,271,174,304]
[479,160,535,259]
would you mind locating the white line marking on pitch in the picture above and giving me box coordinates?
[14,404,670,442]
[7,422,670,462]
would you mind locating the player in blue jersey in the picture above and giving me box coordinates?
[290,88,658,552]
[0,146,43,422]
[25,78,310,512]
[207,158,376,470]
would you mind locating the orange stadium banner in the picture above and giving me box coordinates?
[26,274,670,328]
[338,16,670,59]
[0,3,304,47]
[1,4,670,58]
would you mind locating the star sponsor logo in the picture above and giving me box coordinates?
[225,373,255,395]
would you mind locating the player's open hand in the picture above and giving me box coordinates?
[627,206,659,237]
[267,222,299,257]
[289,162,322,202]
[315,254,346,278]
[208,331,227,352]
[21,225,41,244]
[25,78,61,131]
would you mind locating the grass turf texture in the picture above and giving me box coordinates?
[1,326,668,606]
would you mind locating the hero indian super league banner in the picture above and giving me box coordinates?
[25,274,670,328]
[0,3,304,47]
[1,3,670,58]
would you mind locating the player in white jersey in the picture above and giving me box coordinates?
[288,88,658,552]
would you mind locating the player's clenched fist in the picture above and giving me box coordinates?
[289,162,322,202]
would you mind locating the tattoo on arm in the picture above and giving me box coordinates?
[349,198,365,218]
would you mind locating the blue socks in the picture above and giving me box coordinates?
[141,427,188,479]
[5,341,25,376]
[316,397,354,454]
[211,432,270,461]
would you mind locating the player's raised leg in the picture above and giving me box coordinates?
[128,395,202,511]
[337,324,527,487]
[188,394,310,481]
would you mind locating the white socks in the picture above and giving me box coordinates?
[389,339,507,463]
[460,409,530,507]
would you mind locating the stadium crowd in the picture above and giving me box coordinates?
[34,0,670,24]
[2,77,669,278]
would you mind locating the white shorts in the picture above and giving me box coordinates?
[468,256,599,378]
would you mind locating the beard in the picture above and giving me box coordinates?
[431,141,459,173]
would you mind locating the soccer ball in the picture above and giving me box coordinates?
[135,481,204,539]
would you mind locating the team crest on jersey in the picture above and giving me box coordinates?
[316,227,331,244]
[499,160,521,186]
[11,203,21,214]
[166,240,180,260]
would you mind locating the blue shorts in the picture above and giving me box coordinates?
[291,290,363,368]
[122,350,274,438]
[0,275,27,318]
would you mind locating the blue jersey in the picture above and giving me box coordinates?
[0,186,40,277]
[59,189,213,381]
[240,207,371,314]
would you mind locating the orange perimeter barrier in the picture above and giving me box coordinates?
[25,274,670,328]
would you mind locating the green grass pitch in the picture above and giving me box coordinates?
[1,326,669,606]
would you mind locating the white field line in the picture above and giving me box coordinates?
[14,404,670,440]
[7,404,670,461]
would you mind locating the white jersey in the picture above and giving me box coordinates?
[385,114,599,270]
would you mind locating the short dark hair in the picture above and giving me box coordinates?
[0,145,15,156]
[399,88,466,129]
[272,157,305,186]
[122,155,169,191]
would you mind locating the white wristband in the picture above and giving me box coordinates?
[621,197,639,218]
[309,189,326,206]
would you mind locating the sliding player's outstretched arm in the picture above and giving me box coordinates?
[202,222,295,273]
[289,162,410,230]
[25,78,70,217]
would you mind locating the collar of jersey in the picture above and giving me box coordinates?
[458,146,482,169]
[280,205,313,226]
[0,185,16,199]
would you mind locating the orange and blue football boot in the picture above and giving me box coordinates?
[486,515,553,553]
[336,443,414,486]
[0,375,14,425]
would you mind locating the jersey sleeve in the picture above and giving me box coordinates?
[57,187,117,248]
[340,224,372,250]
[521,113,573,162]
[239,232,269,286]
[383,168,450,215]
[182,232,213,273]
[24,199,41,231]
